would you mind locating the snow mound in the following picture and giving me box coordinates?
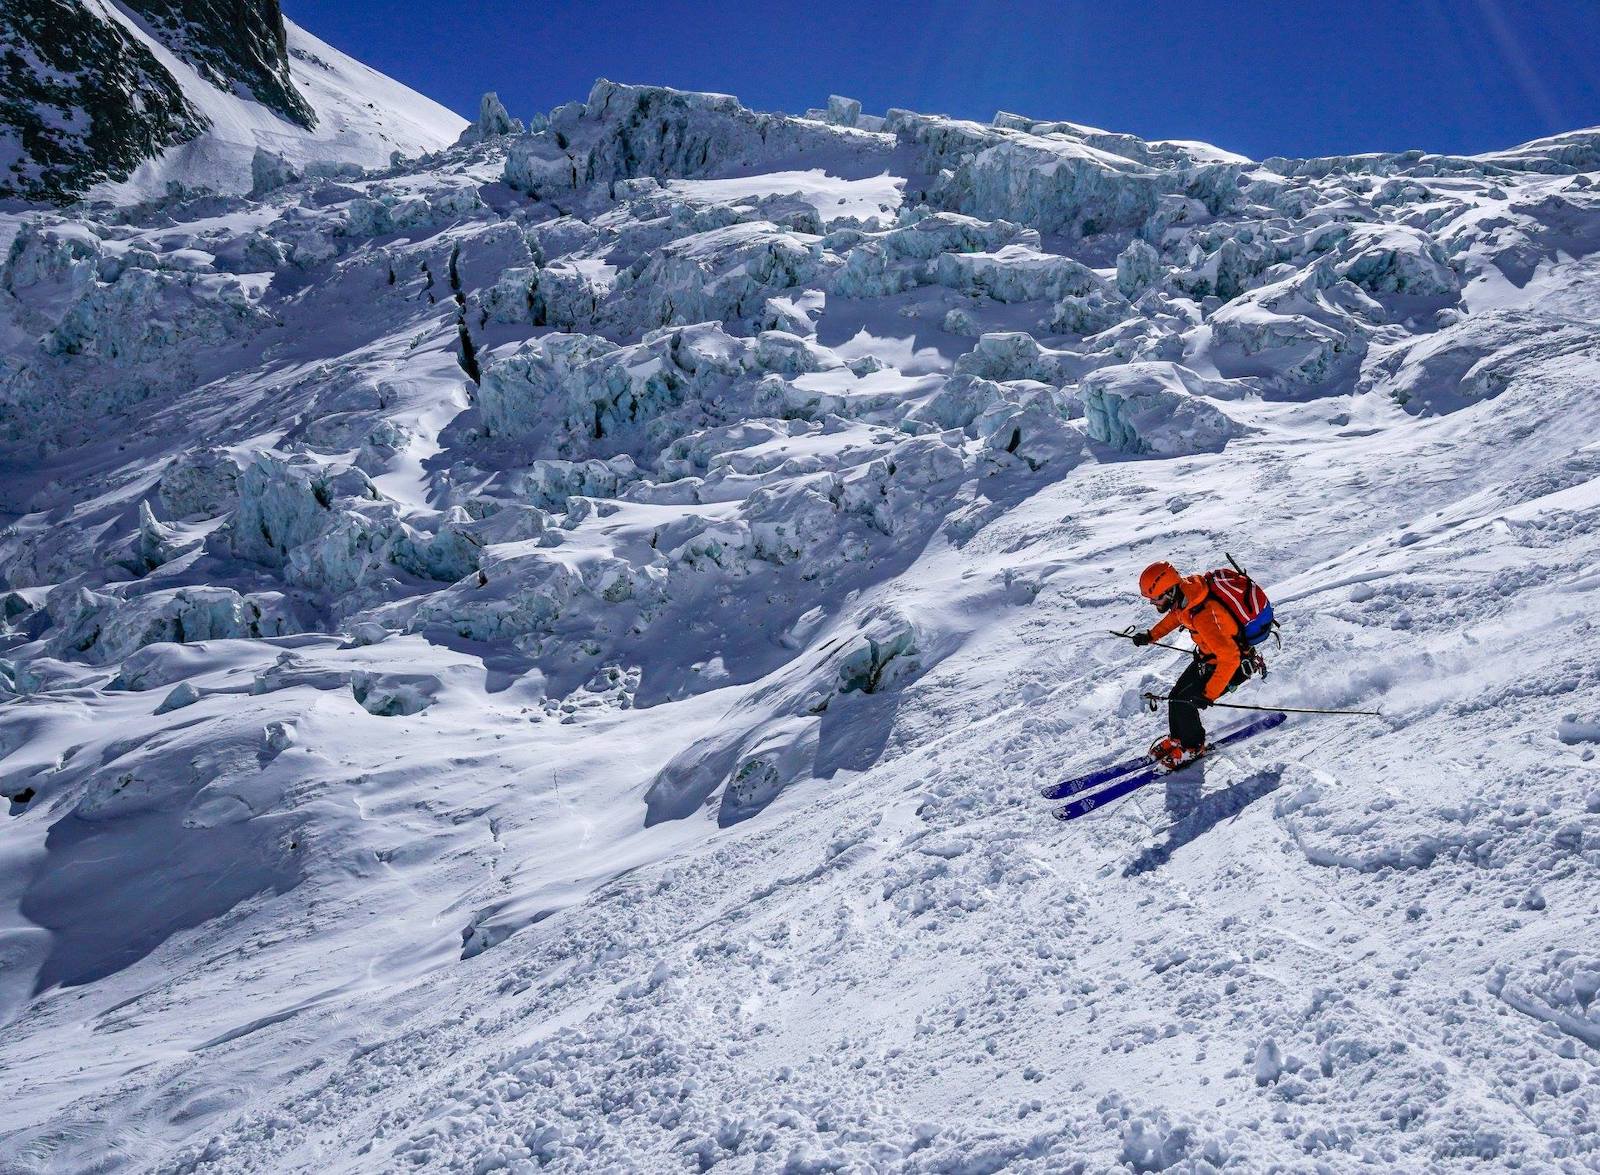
[1360,309,1599,415]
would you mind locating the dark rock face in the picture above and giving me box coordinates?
[123,0,316,130]
[0,0,208,202]
[0,0,313,203]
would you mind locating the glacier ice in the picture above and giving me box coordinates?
[952,331,1097,384]
[977,400,1088,472]
[607,221,822,332]
[45,583,295,665]
[1079,362,1245,455]
[456,92,525,145]
[804,95,864,128]
[934,244,1103,303]
[1334,223,1460,296]
[159,447,242,520]
[1116,237,1163,298]
[1207,259,1375,390]
[505,80,890,199]
[479,322,854,459]
[250,148,300,196]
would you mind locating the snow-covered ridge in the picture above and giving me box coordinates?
[1,78,1598,1172]
[89,17,467,203]
[0,2,464,203]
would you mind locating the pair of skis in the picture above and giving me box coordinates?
[1041,711,1287,821]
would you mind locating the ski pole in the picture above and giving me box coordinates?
[1107,628,1195,656]
[1141,691,1381,718]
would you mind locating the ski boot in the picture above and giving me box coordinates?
[1148,735,1207,771]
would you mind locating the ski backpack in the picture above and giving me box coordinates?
[1203,554,1276,646]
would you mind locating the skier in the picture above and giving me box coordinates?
[1130,559,1268,769]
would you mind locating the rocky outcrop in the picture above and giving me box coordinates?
[123,0,314,129]
[0,0,207,201]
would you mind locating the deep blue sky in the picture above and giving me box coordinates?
[285,0,1600,160]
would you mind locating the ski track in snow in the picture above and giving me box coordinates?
[0,78,1599,1173]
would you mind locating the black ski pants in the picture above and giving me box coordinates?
[1168,658,1247,749]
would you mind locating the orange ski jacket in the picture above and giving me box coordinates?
[1148,574,1242,700]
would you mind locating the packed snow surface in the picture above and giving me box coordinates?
[2,78,1600,1172]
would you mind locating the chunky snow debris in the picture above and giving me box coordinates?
[1080,362,1248,455]
[953,331,1097,384]
[1208,259,1375,390]
[45,582,295,665]
[1334,223,1460,296]
[608,221,822,331]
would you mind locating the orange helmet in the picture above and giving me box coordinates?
[1139,560,1181,602]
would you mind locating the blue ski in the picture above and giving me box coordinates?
[1040,752,1154,800]
[1040,710,1282,800]
[1052,712,1287,822]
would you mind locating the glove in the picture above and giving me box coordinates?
[1195,694,1213,709]
[1130,631,1152,647]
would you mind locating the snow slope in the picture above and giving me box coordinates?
[89,17,467,202]
[1,79,1598,1173]
[0,2,464,204]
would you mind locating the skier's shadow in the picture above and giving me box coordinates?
[1122,767,1283,877]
